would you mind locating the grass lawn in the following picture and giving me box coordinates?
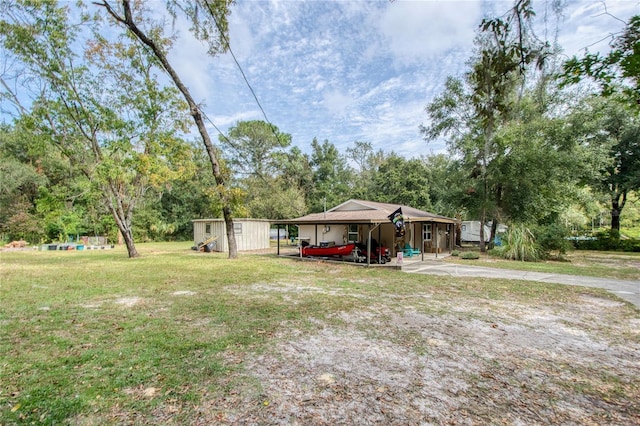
[1,242,639,424]
[447,249,640,281]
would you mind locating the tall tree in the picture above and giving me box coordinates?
[346,141,385,200]
[217,120,307,219]
[467,0,548,251]
[561,14,640,233]
[423,153,470,218]
[96,0,240,258]
[372,154,431,211]
[423,0,548,251]
[308,138,353,212]
[0,0,191,257]
[220,120,291,179]
[0,125,47,242]
[568,96,640,232]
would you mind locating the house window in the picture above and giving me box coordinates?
[205,223,211,234]
[423,224,432,241]
[234,223,242,235]
[461,224,466,232]
[348,224,359,242]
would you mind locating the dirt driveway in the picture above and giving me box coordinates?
[208,275,640,425]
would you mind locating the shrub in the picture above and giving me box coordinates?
[572,230,640,252]
[461,252,480,260]
[451,250,460,257]
[533,223,573,259]
[493,223,540,261]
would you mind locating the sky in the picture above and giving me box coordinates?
[167,0,638,159]
[0,1,635,159]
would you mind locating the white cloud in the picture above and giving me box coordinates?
[375,0,483,66]
[176,0,640,159]
[323,89,355,116]
[556,1,637,57]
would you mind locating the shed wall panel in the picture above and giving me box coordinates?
[193,219,270,252]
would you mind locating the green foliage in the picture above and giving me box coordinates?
[371,154,431,211]
[308,138,353,212]
[422,2,554,252]
[567,96,640,232]
[572,230,640,252]
[217,121,308,220]
[461,251,480,259]
[493,223,540,261]
[0,1,196,256]
[532,223,573,258]
[423,154,470,218]
[451,250,460,257]
[220,120,292,179]
[562,15,640,100]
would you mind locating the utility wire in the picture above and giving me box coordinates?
[203,1,287,149]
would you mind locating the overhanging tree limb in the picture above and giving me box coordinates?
[95,0,238,257]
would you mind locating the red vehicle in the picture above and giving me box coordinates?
[355,242,391,264]
[301,243,357,258]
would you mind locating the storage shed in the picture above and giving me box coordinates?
[192,219,270,252]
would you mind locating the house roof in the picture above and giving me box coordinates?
[273,199,456,225]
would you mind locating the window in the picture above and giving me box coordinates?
[348,224,359,242]
[205,223,211,234]
[234,223,243,235]
[423,224,432,241]
[461,224,466,232]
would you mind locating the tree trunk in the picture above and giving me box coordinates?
[479,118,494,254]
[99,0,238,259]
[120,226,139,258]
[107,203,139,258]
[223,205,237,257]
[479,211,486,253]
[610,190,626,233]
[489,218,498,249]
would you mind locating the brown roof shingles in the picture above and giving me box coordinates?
[275,199,455,224]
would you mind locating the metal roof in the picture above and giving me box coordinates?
[273,199,456,225]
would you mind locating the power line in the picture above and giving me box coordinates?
[203,1,287,148]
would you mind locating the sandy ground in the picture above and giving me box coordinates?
[192,281,640,425]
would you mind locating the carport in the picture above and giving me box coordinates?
[273,199,457,265]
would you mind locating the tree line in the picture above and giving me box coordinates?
[1,0,639,257]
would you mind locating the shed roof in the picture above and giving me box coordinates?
[274,199,456,225]
[191,218,271,223]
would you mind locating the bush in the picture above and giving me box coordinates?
[533,223,573,259]
[572,230,640,252]
[493,223,540,261]
[451,250,460,257]
[461,252,480,260]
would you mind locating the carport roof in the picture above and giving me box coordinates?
[273,199,456,225]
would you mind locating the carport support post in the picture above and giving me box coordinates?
[449,223,455,253]
[367,224,371,267]
[421,222,425,261]
[378,226,382,264]
[276,225,280,256]
[367,224,381,267]
[435,223,439,258]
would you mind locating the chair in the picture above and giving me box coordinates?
[403,243,421,257]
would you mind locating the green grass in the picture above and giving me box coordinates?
[447,249,640,280]
[0,242,637,423]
